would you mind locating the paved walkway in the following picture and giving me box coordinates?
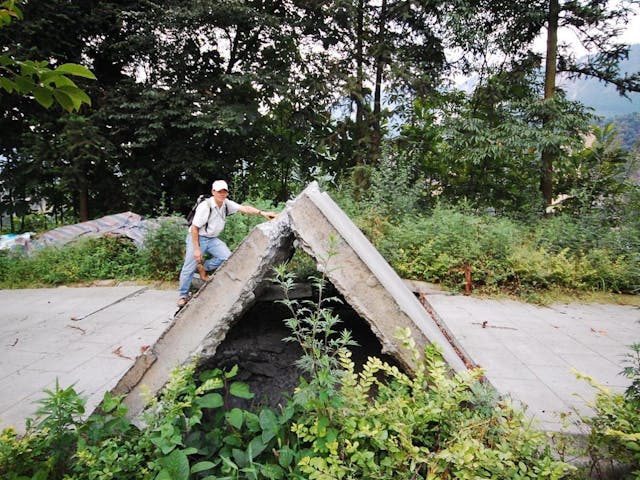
[424,290,640,431]
[1,285,638,434]
[0,286,176,433]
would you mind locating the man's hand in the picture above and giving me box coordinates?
[193,247,203,263]
[260,211,277,220]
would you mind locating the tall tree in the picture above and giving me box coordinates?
[539,0,640,206]
[434,0,640,209]
[295,0,447,169]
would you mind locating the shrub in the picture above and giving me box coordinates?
[0,236,145,288]
[278,256,573,479]
[507,246,582,290]
[140,216,186,281]
[0,381,86,479]
[377,204,523,291]
[290,329,573,480]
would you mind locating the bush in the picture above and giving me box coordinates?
[357,203,640,296]
[277,259,573,479]
[377,204,523,291]
[140,216,186,281]
[0,236,145,288]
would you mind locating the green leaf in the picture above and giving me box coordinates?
[101,391,124,413]
[56,85,89,110]
[158,449,190,480]
[55,63,96,79]
[226,408,244,429]
[223,434,242,447]
[0,54,14,67]
[225,364,239,378]
[259,408,279,443]
[191,461,216,474]
[230,381,254,399]
[277,446,295,468]
[14,76,34,93]
[155,471,172,480]
[196,392,224,409]
[248,435,267,459]
[52,89,75,112]
[32,86,53,108]
[51,74,76,88]
[0,76,16,93]
[245,411,261,432]
[232,448,248,468]
[260,463,285,479]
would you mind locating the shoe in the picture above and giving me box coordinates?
[196,263,210,281]
[177,296,188,307]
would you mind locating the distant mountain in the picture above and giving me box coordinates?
[561,44,640,119]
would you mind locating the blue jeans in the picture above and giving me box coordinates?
[178,234,231,298]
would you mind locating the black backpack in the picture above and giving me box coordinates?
[186,195,208,226]
[185,195,231,227]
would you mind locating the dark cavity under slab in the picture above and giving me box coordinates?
[198,288,402,410]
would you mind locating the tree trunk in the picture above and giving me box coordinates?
[541,0,560,207]
[79,183,89,222]
[371,0,387,165]
[355,0,366,165]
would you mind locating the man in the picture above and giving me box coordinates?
[177,179,277,307]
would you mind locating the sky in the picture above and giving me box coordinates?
[548,7,640,57]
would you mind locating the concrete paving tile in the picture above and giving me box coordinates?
[0,370,59,412]
[26,342,108,373]
[0,349,46,380]
[58,355,132,396]
[531,332,596,356]
[527,364,601,405]
[503,339,567,367]
[571,330,628,348]
[466,345,538,380]
[551,353,629,394]
[0,392,47,430]
[491,376,573,425]
[0,286,176,433]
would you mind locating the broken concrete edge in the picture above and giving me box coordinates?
[290,182,467,374]
[114,212,295,419]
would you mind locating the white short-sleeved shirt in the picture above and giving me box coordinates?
[191,197,240,237]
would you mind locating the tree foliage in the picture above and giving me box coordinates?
[0,0,638,228]
[0,0,95,112]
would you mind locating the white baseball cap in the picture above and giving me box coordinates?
[212,180,229,191]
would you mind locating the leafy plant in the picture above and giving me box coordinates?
[290,328,574,480]
[569,361,640,480]
[273,247,572,479]
[0,0,96,112]
[0,380,86,479]
[141,216,186,281]
[274,237,358,385]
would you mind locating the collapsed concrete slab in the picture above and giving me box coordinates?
[116,182,466,419]
[288,183,467,373]
[116,213,295,417]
